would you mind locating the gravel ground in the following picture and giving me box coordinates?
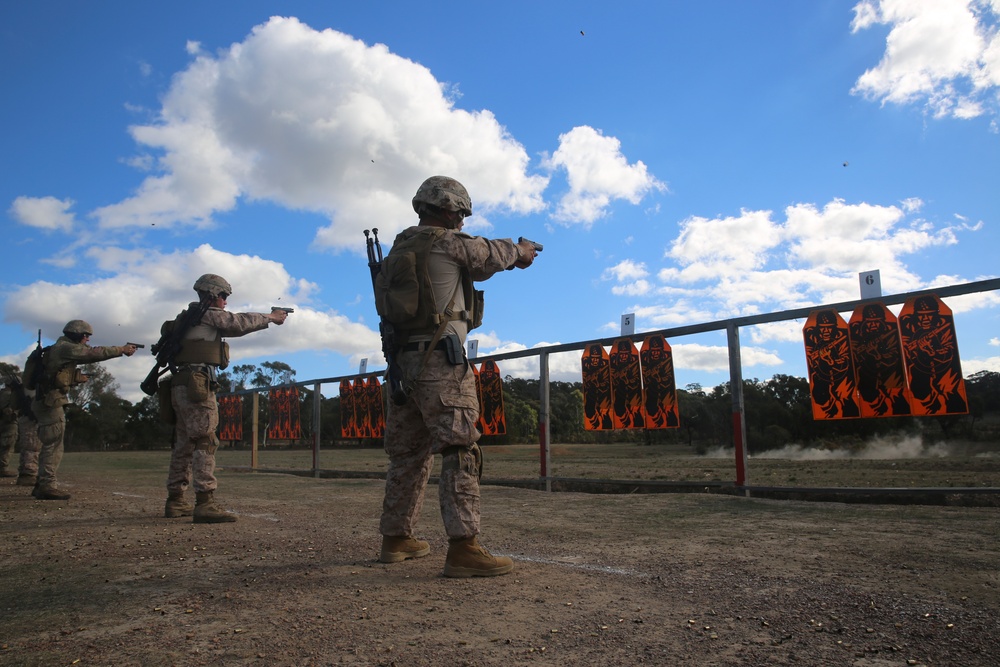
[1,457,999,666]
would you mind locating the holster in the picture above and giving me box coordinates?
[157,377,175,423]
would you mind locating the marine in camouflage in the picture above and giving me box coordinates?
[32,335,130,493]
[379,224,522,541]
[166,305,272,497]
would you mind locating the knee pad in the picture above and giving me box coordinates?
[441,443,483,481]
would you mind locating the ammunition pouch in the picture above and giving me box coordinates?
[174,339,229,369]
[157,378,175,424]
[174,368,213,403]
[53,366,74,391]
[470,289,484,330]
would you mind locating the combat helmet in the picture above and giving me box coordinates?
[412,176,473,221]
[193,274,233,298]
[63,320,93,336]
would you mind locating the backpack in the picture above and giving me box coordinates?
[374,228,446,332]
[22,344,46,392]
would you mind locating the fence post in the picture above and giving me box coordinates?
[727,323,749,491]
[539,351,552,492]
[312,382,322,477]
[251,391,259,470]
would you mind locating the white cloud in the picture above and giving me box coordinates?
[608,197,980,330]
[851,0,1000,120]
[3,243,380,403]
[544,126,666,225]
[672,342,783,373]
[92,17,550,249]
[9,196,76,232]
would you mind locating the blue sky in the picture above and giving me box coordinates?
[2,0,999,403]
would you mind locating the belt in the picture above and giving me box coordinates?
[400,340,448,353]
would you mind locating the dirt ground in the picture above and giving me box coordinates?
[1,455,999,667]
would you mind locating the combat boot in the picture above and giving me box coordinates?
[164,493,194,518]
[443,536,514,578]
[193,491,237,524]
[16,474,36,486]
[379,535,431,563]
[34,485,71,501]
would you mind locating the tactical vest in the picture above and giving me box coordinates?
[160,311,230,368]
[374,227,482,344]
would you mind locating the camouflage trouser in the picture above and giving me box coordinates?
[32,400,66,490]
[379,350,482,540]
[17,414,41,478]
[0,422,16,471]
[167,378,220,495]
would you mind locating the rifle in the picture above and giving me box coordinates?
[365,228,407,405]
[139,299,211,396]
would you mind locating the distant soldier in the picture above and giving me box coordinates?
[31,321,137,500]
[160,274,288,523]
[14,372,41,487]
[0,373,18,477]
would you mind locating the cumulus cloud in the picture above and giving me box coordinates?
[851,0,1000,120]
[602,197,981,346]
[9,196,76,232]
[544,126,666,225]
[2,243,380,402]
[82,16,662,253]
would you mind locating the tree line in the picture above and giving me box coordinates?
[2,359,999,454]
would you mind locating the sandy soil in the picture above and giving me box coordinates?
[1,460,999,666]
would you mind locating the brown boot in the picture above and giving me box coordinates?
[16,474,36,486]
[379,536,431,563]
[34,485,71,501]
[193,491,237,524]
[443,536,514,578]
[164,493,194,518]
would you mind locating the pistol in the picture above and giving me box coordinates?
[127,342,146,349]
[271,306,295,314]
[518,237,543,252]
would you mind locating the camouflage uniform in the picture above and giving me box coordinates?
[0,386,17,476]
[16,408,41,485]
[32,337,128,494]
[379,226,521,541]
[166,306,271,497]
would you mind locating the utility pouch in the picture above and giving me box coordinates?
[72,369,89,385]
[174,339,226,366]
[442,333,466,366]
[157,378,175,423]
[176,369,211,402]
[470,289,484,330]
